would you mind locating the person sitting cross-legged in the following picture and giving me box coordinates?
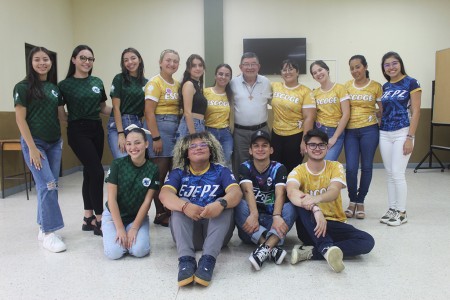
[287,129,375,273]
[234,130,296,270]
[159,132,242,287]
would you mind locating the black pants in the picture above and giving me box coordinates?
[68,119,104,215]
[271,131,304,173]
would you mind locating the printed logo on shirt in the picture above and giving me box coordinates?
[147,85,154,92]
[207,100,229,107]
[349,94,373,101]
[267,177,273,186]
[106,169,111,177]
[51,90,59,98]
[179,184,220,198]
[92,86,101,94]
[15,92,19,101]
[273,91,299,104]
[316,97,337,105]
[110,85,115,92]
[142,177,151,187]
[164,88,178,100]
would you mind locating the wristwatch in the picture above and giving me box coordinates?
[217,198,228,209]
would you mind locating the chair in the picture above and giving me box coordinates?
[0,139,32,200]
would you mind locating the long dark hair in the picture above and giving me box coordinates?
[349,54,370,78]
[381,51,407,81]
[26,46,55,103]
[213,63,233,103]
[179,54,206,113]
[125,127,150,160]
[65,45,94,78]
[121,47,145,86]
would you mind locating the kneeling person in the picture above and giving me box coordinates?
[160,132,242,287]
[235,130,296,270]
[287,129,374,272]
[103,128,159,259]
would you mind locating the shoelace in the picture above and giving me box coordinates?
[254,246,270,260]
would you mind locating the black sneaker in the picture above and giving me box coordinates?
[194,255,216,287]
[249,244,270,271]
[270,246,287,265]
[178,256,197,287]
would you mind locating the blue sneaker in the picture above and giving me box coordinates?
[194,255,216,286]
[178,256,197,286]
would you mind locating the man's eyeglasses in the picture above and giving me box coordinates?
[188,142,209,150]
[306,143,327,150]
[241,63,259,68]
[79,55,95,63]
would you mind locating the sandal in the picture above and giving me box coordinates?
[154,211,171,227]
[355,204,366,219]
[345,202,356,218]
[93,220,103,236]
[82,215,96,231]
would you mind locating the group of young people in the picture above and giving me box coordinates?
[14,45,420,287]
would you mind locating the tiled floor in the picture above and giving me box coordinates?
[1,168,449,299]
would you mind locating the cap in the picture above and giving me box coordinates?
[250,130,271,145]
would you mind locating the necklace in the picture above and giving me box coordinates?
[244,82,256,100]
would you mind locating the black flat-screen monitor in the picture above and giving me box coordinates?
[243,38,307,75]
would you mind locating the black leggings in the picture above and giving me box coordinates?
[270,131,304,173]
[67,119,104,215]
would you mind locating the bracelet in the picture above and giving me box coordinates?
[181,202,190,214]
[117,131,124,135]
[273,214,282,217]
[152,136,161,141]
[406,134,415,140]
[313,210,322,214]
[312,205,321,213]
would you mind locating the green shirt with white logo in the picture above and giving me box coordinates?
[13,80,64,142]
[110,73,148,118]
[58,76,107,122]
[105,156,160,225]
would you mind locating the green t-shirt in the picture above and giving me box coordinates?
[105,156,160,225]
[110,73,148,118]
[58,76,107,122]
[13,80,64,142]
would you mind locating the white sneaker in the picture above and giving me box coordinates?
[38,229,61,241]
[290,245,314,265]
[42,233,66,253]
[323,246,345,273]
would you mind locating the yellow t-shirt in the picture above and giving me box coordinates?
[144,74,180,115]
[345,79,382,129]
[311,83,349,127]
[287,161,347,222]
[204,87,230,129]
[271,82,316,136]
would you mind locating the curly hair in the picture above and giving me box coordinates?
[172,131,225,171]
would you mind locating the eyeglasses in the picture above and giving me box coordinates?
[79,55,95,63]
[188,142,209,150]
[383,61,399,69]
[306,143,327,150]
[241,63,259,68]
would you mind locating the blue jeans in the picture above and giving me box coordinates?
[102,209,150,260]
[344,124,379,204]
[295,207,374,259]
[21,137,64,233]
[143,114,178,158]
[107,114,143,159]
[316,125,344,161]
[206,126,233,169]
[234,200,296,245]
[176,116,205,140]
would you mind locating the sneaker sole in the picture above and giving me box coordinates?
[249,255,262,271]
[194,275,210,287]
[387,219,407,226]
[290,244,302,265]
[274,250,287,265]
[326,248,345,273]
[178,275,194,287]
[380,218,390,224]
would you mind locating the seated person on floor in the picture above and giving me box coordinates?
[286,128,375,273]
[103,127,159,260]
[234,130,296,270]
[159,131,242,287]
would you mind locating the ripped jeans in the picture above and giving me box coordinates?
[21,137,64,233]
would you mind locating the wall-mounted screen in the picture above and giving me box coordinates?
[243,38,307,75]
